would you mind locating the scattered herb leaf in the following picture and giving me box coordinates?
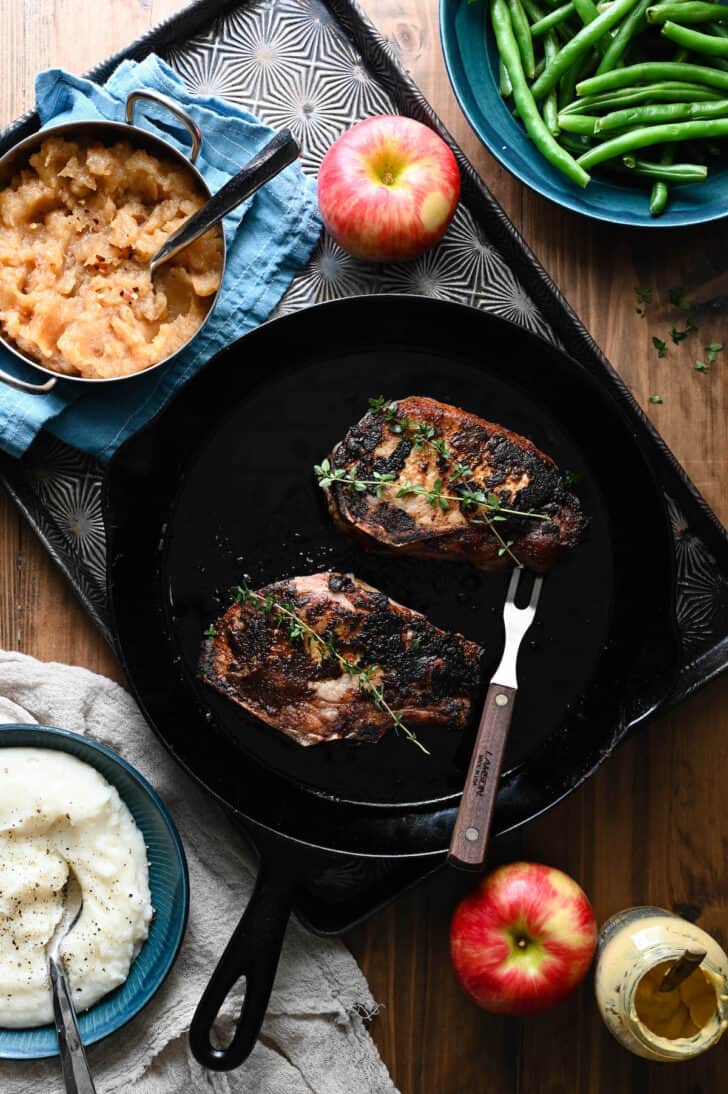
[670,324,696,345]
[649,394,663,404]
[668,287,690,312]
[694,361,710,374]
[652,336,667,359]
[564,468,582,487]
[706,342,723,364]
[203,624,217,637]
[634,286,652,316]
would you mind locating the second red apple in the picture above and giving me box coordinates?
[450,862,597,1015]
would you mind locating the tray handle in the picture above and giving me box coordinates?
[125,90,202,163]
[189,857,295,1071]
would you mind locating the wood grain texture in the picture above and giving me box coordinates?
[0,0,727,1090]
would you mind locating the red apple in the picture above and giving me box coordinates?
[450,862,597,1015]
[317,115,460,262]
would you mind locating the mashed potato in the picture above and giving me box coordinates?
[0,137,223,378]
[0,748,153,1028]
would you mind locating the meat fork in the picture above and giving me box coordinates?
[449,567,543,871]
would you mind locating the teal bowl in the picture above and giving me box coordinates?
[0,725,189,1059]
[439,0,728,226]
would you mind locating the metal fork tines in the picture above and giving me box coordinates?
[491,568,543,690]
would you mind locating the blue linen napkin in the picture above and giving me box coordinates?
[0,55,321,461]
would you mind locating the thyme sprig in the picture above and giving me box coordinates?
[231,584,429,755]
[315,398,556,566]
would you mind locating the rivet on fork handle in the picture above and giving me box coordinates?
[448,682,517,870]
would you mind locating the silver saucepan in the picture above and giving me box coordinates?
[0,90,299,394]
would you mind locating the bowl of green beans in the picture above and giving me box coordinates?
[440,0,728,224]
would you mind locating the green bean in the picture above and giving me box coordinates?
[709,20,728,38]
[490,0,591,184]
[522,0,577,42]
[647,2,728,23]
[576,117,728,166]
[571,0,617,50]
[576,60,728,95]
[572,0,601,22]
[543,33,562,132]
[509,0,538,76]
[649,179,669,213]
[596,0,651,73]
[558,112,601,131]
[530,2,576,35]
[622,153,709,177]
[595,96,728,128]
[531,0,642,99]
[559,61,581,106]
[649,145,674,214]
[500,58,514,96]
[521,0,548,21]
[560,81,723,111]
[661,20,728,54]
[559,132,595,153]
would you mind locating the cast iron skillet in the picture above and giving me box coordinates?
[105,294,681,1069]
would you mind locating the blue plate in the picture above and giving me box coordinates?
[439,0,728,227]
[0,725,189,1059]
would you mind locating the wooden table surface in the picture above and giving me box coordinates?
[1,1,727,1090]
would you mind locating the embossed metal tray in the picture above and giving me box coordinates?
[2,0,728,930]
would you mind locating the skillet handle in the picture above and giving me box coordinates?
[189,859,295,1071]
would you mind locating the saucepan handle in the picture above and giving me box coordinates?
[189,859,295,1071]
[125,89,202,163]
[0,366,57,394]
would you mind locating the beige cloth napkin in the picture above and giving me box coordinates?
[0,651,399,1094]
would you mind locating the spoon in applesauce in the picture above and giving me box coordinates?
[148,128,299,276]
[46,867,97,1094]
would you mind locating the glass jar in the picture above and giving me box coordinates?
[595,906,728,1061]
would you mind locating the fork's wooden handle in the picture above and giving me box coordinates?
[448,683,517,871]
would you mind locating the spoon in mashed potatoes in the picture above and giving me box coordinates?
[46,866,97,1094]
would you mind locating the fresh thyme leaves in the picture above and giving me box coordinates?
[231,583,429,755]
[671,320,698,345]
[634,286,652,317]
[668,287,690,312]
[369,398,452,460]
[317,399,560,569]
[636,289,720,404]
[317,465,551,524]
[203,624,217,637]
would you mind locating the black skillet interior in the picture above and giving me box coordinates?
[106,295,681,857]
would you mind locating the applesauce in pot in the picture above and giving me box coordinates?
[0,137,223,379]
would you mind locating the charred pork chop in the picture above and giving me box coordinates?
[199,572,481,747]
[319,396,587,573]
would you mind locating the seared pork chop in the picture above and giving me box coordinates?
[320,396,587,573]
[199,572,481,747]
